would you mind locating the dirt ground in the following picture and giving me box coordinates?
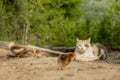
[0,49,120,80]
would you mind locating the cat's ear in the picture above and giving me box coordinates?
[76,37,80,42]
[87,38,91,43]
[88,38,91,41]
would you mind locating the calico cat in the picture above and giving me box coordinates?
[57,52,75,70]
[75,38,108,61]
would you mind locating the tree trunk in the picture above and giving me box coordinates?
[23,24,28,45]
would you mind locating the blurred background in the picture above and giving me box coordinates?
[0,0,120,47]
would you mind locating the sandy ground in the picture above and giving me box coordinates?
[0,49,120,80]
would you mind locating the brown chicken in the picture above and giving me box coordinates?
[58,52,75,70]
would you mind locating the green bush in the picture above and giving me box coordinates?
[0,0,120,47]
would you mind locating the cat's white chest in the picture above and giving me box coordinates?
[75,48,99,61]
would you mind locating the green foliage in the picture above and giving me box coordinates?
[83,0,120,46]
[28,0,82,46]
[0,0,120,47]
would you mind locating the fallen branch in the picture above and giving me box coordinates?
[51,46,75,52]
[27,45,65,54]
[111,47,120,51]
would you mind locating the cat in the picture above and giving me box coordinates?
[10,45,41,58]
[74,38,108,61]
[57,52,75,70]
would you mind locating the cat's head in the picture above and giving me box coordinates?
[76,38,91,53]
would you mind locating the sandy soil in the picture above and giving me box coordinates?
[0,49,120,80]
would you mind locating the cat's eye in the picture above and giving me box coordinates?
[77,44,81,46]
[85,44,89,48]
